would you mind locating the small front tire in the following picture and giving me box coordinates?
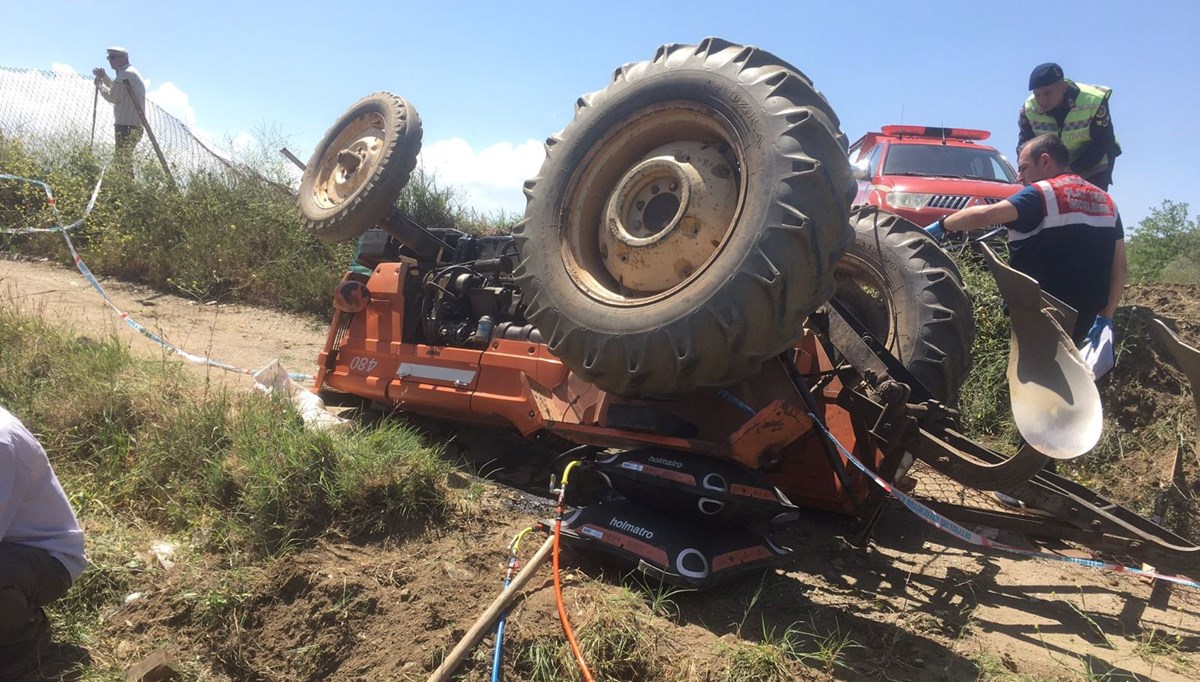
[833,206,975,403]
[298,92,422,244]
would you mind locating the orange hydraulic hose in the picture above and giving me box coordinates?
[553,461,595,682]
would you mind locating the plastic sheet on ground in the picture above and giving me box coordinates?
[253,360,348,431]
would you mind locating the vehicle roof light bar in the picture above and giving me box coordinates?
[880,125,991,141]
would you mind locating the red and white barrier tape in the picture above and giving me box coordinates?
[0,171,102,235]
[1,172,314,382]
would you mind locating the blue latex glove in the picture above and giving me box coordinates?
[924,219,947,241]
[1086,315,1113,345]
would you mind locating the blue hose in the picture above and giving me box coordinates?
[490,527,534,682]
[490,555,517,682]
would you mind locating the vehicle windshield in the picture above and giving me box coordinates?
[882,143,1017,182]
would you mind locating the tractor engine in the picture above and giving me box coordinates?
[355,227,541,349]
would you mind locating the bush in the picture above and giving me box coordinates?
[1127,200,1200,285]
[1,131,516,316]
[947,244,1017,447]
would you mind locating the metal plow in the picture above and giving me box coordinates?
[816,253,1200,586]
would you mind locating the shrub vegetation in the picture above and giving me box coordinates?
[0,131,518,317]
[1125,200,1200,285]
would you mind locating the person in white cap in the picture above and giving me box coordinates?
[0,404,86,677]
[92,46,147,174]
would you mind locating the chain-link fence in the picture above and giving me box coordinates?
[0,65,239,179]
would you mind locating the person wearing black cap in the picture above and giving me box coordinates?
[91,46,147,175]
[1018,63,1121,191]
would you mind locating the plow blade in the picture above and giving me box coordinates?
[1150,318,1200,468]
[978,244,1102,459]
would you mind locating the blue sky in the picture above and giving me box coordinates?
[3,0,1198,228]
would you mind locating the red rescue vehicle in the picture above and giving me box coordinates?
[848,125,1021,227]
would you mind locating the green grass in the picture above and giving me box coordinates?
[0,301,455,676]
[722,639,793,682]
[723,616,861,680]
[0,131,517,318]
[733,573,771,637]
[790,619,861,674]
[1133,627,1187,665]
[623,572,694,621]
[719,574,863,680]
[509,589,672,682]
[515,634,570,682]
[947,245,1018,447]
[513,619,664,682]
[0,301,452,552]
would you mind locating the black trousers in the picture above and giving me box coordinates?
[1084,162,1114,192]
[0,542,72,644]
[113,124,143,173]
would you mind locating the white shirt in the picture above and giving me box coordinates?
[0,406,87,582]
[99,64,147,128]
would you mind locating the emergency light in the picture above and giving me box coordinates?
[881,125,991,141]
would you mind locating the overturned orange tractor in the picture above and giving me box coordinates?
[298,38,1197,587]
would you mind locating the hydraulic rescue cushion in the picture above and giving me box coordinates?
[592,449,799,526]
[555,499,793,589]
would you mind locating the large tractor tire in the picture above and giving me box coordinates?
[833,206,975,404]
[516,38,856,399]
[298,92,422,243]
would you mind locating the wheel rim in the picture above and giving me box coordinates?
[309,110,389,211]
[834,254,898,351]
[560,102,745,305]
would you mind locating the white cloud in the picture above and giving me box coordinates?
[50,63,78,76]
[418,138,545,216]
[147,81,196,129]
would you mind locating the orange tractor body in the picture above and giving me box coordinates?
[317,258,873,514]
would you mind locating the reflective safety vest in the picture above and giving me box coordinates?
[1007,173,1119,245]
[1023,81,1115,173]
[1005,173,1122,343]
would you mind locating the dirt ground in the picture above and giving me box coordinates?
[2,256,1198,681]
[0,255,329,389]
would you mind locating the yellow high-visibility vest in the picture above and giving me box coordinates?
[1024,81,1117,173]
